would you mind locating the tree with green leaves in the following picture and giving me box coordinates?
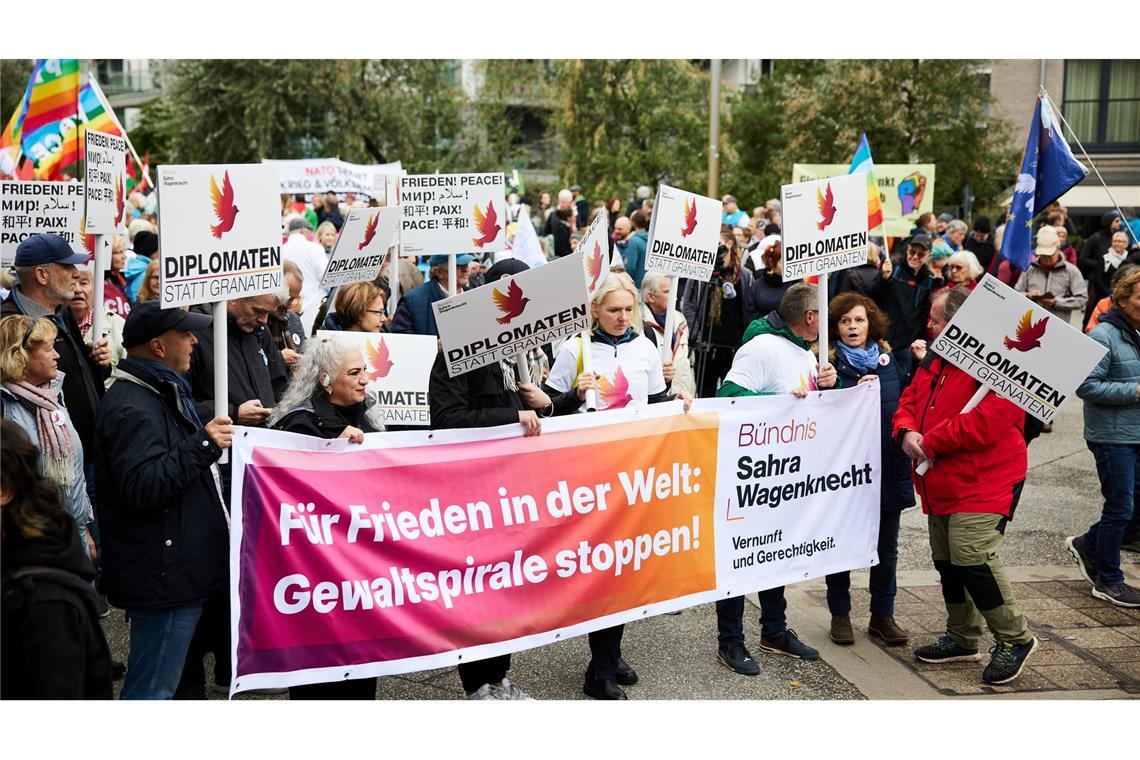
[1,59,35,128]
[554,60,710,202]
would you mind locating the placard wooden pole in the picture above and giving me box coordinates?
[91,234,108,347]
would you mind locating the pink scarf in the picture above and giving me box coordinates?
[3,380,77,486]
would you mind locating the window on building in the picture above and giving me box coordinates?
[1062,60,1140,151]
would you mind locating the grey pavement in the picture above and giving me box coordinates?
[99,395,1137,700]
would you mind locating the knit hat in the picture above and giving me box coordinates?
[930,240,954,260]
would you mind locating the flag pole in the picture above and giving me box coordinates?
[1041,87,1134,244]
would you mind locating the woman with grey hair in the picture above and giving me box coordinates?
[944,250,983,290]
[267,337,381,699]
[942,219,968,252]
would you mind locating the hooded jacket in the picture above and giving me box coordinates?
[892,356,1027,517]
[1077,309,1140,445]
[95,356,229,610]
[1,514,113,699]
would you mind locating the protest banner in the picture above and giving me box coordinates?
[1,180,86,265]
[929,274,1108,425]
[263,158,402,202]
[228,384,881,693]
[434,250,589,378]
[320,206,401,289]
[315,331,436,427]
[400,173,506,257]
[792,163,936,238]
[644,185,721,282]
[157,163,283,309]
[82,129,127,235]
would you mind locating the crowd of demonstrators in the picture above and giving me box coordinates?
[1014,225,1088,323]
[1068,268,1140,608]
[282,217,332,337]
[942,250,983,292]
[1,420,112,700]
[1085,230,1140,329]
[894,286,1039,685]
[714,283,838,675]
[823,293,915,645]
[742,234,791,318]
[391,254,471,338]
[543,273,692,698]
[870,233,942,376]
[640,272,696,398]
[123,229,158,301]
[270,260,306,374]
[963,216,996,271]
[620,209,650,287]
[828,241,884,299]
[1086,263,1137,332]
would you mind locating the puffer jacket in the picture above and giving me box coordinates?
[892,356,1027,517]
[1077,309,1140,445]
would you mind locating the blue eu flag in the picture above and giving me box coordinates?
[999,92,1088,272]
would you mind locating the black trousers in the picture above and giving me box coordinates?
[458,654,511,693]
[289,678,377,700]
[586,624,625,680]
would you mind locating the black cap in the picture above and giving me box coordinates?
[485,258,529,284]
[122,301,213,348]
[14,233,88,267]
[133,230,158,258]
[910,234,932,250]
[973,216,991,234]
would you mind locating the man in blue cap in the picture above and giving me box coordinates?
[1,233,112,464]
[390,253,472,337]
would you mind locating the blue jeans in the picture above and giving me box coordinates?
[1083,443,1139,586]
[121,603,203,700]
[715,587,787,647]
[825,509,902,616]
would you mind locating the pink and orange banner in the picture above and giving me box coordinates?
[230,389,883,694]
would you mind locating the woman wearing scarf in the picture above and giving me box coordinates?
[70,264,127,388]
[543,273,693,699]
[266,337,383,699]
[0,315,93,558]
[822,293,915,647]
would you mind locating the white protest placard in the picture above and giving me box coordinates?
[82,129,127,235]
[434,250,590,378]
[263,158,402,201]
[780,172,869,281]
[157,163,283,308]
[316,331,436,427]
[580,207,611,296]
[644,185,721,281]
[320,206,401,289]
[1,180,86,265]
[401,173,506,256]
[930,275,1109,424]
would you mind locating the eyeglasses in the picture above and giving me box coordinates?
[365,309,386,316]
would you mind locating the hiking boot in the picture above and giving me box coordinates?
[1092,580,1140,608]
[615,658,638,686]
[914,635,981,663]
[490,677,532,700]
[982,637,1038,685]
[829,613,855,645]
[758,628,820,660]
[868,615,910,645]
[717,642,760,675]
[1065,535,1096,585]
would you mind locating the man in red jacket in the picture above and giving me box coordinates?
[892,286,1038,685]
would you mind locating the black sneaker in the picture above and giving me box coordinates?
[1092,580,1140,608]
[914,635,981,663]
[615,657,638,686]
[758,628,819,660]
[96,594,111,619]
[1065,535,1096,585]
[717,642,760,675]
[1121,534,1140,554]
[982,637,1037,685]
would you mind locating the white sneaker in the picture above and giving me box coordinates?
[490,677,532,700]
[464,683,500,700]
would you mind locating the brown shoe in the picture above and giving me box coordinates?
[829,613,855,645]
[868,615,909,645]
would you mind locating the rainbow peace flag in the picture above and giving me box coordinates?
[848,133,884,234]
[17,60,80,156]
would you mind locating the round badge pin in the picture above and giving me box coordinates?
[879,353,890,366]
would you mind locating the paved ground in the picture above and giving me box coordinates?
[99,395,1138,700]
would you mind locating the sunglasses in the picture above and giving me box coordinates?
[21,318,38,349]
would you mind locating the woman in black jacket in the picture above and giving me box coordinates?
[2,420,112,699]
[823,293,915,647]
[268,337,381,698]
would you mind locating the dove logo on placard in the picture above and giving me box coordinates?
[472,200,501,248]
[492,279,530,325]
[816,182,837,231]
[1003,310,1047,352]
[209,170,240,239]
[358,211,378,251]
[364,336,394,380]
[585,240,605,291]
[680,197,698,238]
[598,367,632,409]
[113,173,125,227]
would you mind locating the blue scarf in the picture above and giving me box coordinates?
[835,340,881,375]
[122,356,204,428]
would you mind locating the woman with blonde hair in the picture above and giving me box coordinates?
[327,280,387,332]
[137,259,161,302]
[0,315,93,555]
[542,273,692,699]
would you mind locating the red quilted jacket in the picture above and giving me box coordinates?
[892,357,1027,517]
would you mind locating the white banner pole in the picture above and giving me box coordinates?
[915,385,989,475]
[817,279,829,368]
[514,352,532,385]
[448,254,457,297]
[661,275,679,364]
[388,246,400,317]
[91,234,108,347]
[214,300,229,464]
[581,330,598,411]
